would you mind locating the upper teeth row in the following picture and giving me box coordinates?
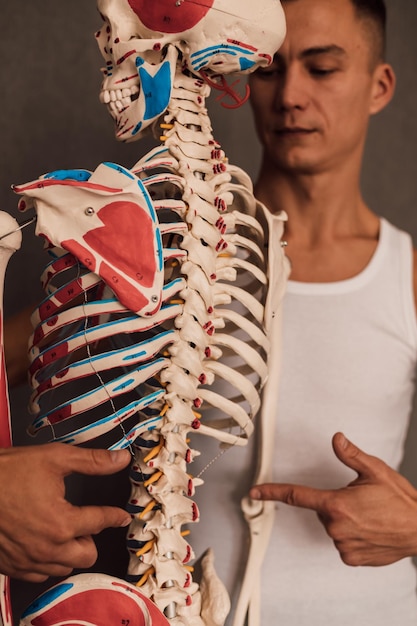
[100,85,139,105]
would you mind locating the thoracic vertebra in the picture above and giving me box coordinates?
[14,67,279,625]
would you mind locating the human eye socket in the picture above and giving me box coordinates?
[308,65,337,77]
[255,63,283,79]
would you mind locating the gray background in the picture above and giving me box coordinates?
[1,0,417,620]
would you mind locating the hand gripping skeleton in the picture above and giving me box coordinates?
[1,1,289,625]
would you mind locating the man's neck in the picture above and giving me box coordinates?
[254,159,380,282]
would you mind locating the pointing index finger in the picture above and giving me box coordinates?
[70,504,132,538]
[250,482,330,513]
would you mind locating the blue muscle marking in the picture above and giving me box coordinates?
[113,378,134,392]
[38,329,174,371]
[34,359,167,429]
[193,51,237,72]
[53,392,165,445]
[156,229,163,271]
[137,60,172,121]
[144,147,168,162]
[109,405,165,450]
[103,162,135,180]
[240,58,256,71]
[110,358,166,394]
[21,583,74,617]
[137,178,156,219]
[122,350,146,361]
[191,44,254,59]
[35,316,146,361]
[44,169,91,182]
[163,278,184,291]
[190,44,255,71]
[132,121,143,135]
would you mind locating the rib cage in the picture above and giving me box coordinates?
[15,71,272,624]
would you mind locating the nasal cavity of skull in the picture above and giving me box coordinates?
[138,46,170,67]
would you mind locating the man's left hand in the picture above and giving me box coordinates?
[250,432,417,566]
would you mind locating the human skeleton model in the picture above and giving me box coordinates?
[4,1,288,625]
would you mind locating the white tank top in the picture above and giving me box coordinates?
[191,217,417,625]
[261,217,417,625]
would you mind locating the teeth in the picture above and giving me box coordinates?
[100,85,140,107]
[100,90,111,104]
[109,101,120,116]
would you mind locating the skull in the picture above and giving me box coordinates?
[96,0,286,141]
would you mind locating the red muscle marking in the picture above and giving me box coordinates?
[12,180,122,194]
[183,545,192,565]
[200,71,251,110]
[45,343,69,362]
[47,404,72,425]
[227,38,258,52]
[60,240,97,274]
[38,299,59,322]
[84,201,157,289]
[54,278,88,305]
[100,262,148,312]
[32,325,45,345]
[117,49,137,65]
[29,588,154,626]
[128,0,214,33]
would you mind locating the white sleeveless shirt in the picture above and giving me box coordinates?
[191,217,417,625]
[261,217,417,625]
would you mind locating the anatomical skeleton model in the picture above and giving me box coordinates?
[1,1,289,625]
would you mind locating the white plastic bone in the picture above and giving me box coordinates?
[96,0,286,140]
[12,1,288,624]
[0,212,22,626]
[15,76,273,622]
[19,573,170,625]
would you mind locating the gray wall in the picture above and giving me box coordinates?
[1,0,417,620]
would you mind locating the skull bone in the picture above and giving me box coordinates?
[96,0,286,141]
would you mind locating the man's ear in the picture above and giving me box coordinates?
[370,63,396,115]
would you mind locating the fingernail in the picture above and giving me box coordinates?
[250,488,261,500]
[121,516,132,527]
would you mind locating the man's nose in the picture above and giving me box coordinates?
[275,67,309,111]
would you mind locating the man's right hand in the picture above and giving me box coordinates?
[0,443,131,582]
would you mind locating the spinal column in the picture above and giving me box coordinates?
[13,65,281,625]
[124,72,272,623]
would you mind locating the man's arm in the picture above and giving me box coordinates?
[250,432,417,566]
[4,304,34,388]
[0,444,131,582]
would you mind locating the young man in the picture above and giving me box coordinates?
[247,0,417,623]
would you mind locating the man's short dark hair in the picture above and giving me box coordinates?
[351,0,386,63]
[281,0,387,66]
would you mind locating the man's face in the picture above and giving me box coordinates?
[249,0,385,175]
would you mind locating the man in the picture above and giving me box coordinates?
[246,0,417,623]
